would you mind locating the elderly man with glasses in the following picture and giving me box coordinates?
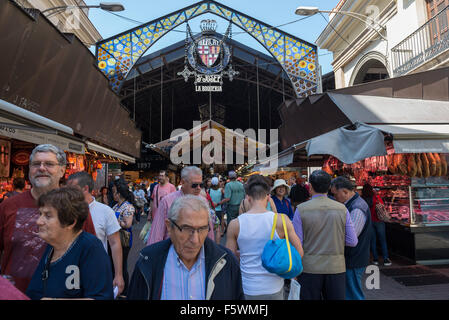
[128,195,244,300]
[147,166,215,245]
[0,144,96,293]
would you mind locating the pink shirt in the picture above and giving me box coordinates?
[147,190,215,245]
[149,183,177,221]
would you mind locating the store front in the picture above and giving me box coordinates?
[272,89,449,265]
[0,98,85,198]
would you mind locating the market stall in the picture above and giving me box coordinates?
[322,149,449,264]
[275,89,449,265]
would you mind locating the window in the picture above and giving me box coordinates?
[427,0,449,41]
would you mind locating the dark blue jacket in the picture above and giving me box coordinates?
[127,238,245,300]
[344,193,372,269]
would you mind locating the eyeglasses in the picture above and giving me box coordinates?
[169,219,210,236]
[30,161,61,169]
[190,183,204,189]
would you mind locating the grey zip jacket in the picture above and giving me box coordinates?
[127,238,244,300]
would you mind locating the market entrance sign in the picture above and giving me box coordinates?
[178,19,238,92]
[96,0,318,97]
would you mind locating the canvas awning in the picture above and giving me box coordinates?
[86,141,135,163]
[370,124,449,153]
[151,120,268,165]
[0,99,84,154]
[275,92,449,167]
[305,123,387,164]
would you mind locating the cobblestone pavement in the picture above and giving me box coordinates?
[128,217,449,300]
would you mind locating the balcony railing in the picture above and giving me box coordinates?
[392,4,449,76]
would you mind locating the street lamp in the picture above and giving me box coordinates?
[42,2,124,16]
[295,6,387,41]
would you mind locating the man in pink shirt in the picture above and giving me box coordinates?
[149,170,176,221]
[147,166,214,245]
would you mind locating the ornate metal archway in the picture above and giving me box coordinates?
[96,0,318,98]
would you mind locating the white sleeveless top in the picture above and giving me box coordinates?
[237,211,284,295]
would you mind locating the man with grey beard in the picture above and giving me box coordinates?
[0,144,96,293]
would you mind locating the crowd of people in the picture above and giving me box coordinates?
[0,143,390,300]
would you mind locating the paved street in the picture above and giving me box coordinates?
[128,217,449,300]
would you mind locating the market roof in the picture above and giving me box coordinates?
[119,31,295,146]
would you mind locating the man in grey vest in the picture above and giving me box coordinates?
[292,170,358,300]
[330,176,372,300]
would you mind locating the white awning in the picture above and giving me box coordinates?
[0,115,84,154]
[371,124,449,153]
[0,99,73,135]
[87,141,135,163]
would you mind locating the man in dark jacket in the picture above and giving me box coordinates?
[290,176,310,208]
[128,195,244,300]
[331,176,372,300]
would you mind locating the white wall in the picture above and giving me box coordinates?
[341,0,429,86]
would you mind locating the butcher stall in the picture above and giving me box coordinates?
[275,92,449,265]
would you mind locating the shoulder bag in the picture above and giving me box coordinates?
[261,213,303,279]
[375,196,390,222]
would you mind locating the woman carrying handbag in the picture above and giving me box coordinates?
[361,183,392,266]
[226,175,303,300]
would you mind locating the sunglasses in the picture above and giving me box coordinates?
[190,183,204,189]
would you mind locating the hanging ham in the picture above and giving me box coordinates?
[433,153,442,176]
[440,153,448,176]
[427,153,437,176]
[395,154,408,176]
[421,153,431,178]
[407,154,417,177]
[415,153,423,178]
[387,155,397,174]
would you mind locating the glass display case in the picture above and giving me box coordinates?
[411,177,449,226]
[373,176,449,226]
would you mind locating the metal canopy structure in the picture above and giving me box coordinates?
[96,0,319,98]
[119,33,289,145]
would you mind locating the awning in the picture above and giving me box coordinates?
[306,123,387,164]
[0,100,84,154]
[0,98,73,135]
[152,120,267,164]
[87,141,135,163]
[370,124,449,153]
[278,92,449,151]
[252,147,295,174]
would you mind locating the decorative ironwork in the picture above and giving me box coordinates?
[392,4,449,76]
[96,0,318,97]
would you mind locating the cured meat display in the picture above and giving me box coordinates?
[381,153,448,178]
[322,152,449,226]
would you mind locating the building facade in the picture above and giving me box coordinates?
[317,0,446,89]
[14,0,101,47]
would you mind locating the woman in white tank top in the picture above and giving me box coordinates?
[226,175,303,300]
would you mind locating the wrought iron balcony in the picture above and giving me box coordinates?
[392,4,449,76]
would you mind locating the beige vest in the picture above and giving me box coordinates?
[298,196,347,274]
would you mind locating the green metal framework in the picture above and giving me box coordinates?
[96,0,318,97]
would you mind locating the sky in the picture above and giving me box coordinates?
[84,0,341,74]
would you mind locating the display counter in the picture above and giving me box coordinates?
[378,176,449,264]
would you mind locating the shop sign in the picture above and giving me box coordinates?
[137,162,151,169]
